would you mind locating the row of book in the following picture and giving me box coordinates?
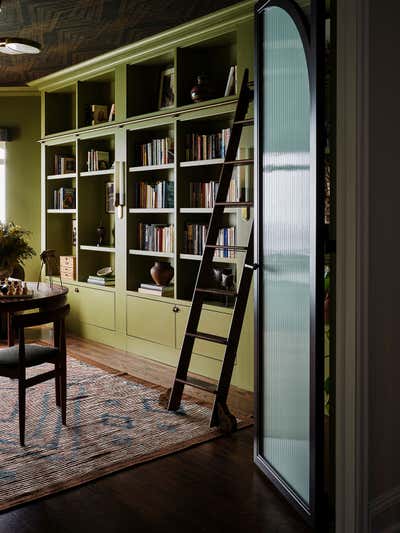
[54,154,75,175]
[52,187,76,210]
[189,170,241,208]
[138,283,174,297]
[136,137,174,166]
[87,274,115,287]
[133,180,174,209]
[87,150,111,172]
[183,224,236,258]
[185,128,231,161]
[137,223,174,253]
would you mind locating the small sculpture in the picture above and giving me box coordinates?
[96,221,106,246]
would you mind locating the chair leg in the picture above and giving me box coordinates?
[18,380,26,447]
[55,358,61,407]
[60,353,67,426]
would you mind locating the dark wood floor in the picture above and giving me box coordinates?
[0,427,310,533]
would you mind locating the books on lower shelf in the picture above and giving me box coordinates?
[184,224,236,257]
[185,128,231,161]
[87,275,115,286]
[138,283,174,296]
[52,187,76,209]
[133,180,174,208]
[54,154,75,175]
[137,223,174,252]
[189,169,241,207]
[86,150,111,171]
[137,137,174,166]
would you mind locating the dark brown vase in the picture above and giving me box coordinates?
[150,261,174,286]
[190,74,212,103]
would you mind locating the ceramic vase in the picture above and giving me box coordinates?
[150,261,174,286]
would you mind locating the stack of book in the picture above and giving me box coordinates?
[52,187,76,209]
[86,274,115,286]
[184,224,235,258]
[137,137,174,166]
[185,128,231,161]
[54,154,75,175]
[133,180,174,208]
[87,150,110,171]
[138,283,174,297]
[137,223,174,252]
[189,169,241,208]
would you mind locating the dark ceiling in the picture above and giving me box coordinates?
[0,0,242,86]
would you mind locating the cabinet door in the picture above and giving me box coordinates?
[176,306,230,361]
[66,285,115,331]
[126,296,175,347]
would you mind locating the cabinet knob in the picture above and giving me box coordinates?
[172,306,179,313]
[74,287,79,293]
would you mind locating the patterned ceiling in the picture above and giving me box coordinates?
[0,0,243,86]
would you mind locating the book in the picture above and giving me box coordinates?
[87,150,110,171]
[60,187,75,209]
[139,283,174,292]
[108,103,115,122]
[87,276,115,286]
[90,104,108,125]
[224,65,236,97]
[138,287,174,296]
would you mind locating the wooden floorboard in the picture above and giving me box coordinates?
[0,331,310,532]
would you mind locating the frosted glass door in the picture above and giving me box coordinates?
[255,0,324,525]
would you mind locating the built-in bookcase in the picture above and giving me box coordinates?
[38,1,255,389]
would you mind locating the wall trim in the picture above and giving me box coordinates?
[0,87,39,97]
[336,0,370,530]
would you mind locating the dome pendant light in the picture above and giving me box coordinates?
[0,1,41,55]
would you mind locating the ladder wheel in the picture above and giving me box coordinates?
[159,387,172,409]
[217,402,237,434]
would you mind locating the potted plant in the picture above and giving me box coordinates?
[0,222,36,280]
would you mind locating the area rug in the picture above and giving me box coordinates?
[0,356,250,512]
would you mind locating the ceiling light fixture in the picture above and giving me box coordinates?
[0,1,41,55]
[0,37,41,55]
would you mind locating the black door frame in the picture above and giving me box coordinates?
[253,0,326,528]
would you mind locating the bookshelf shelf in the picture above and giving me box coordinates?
[80,245,116,253]
[180,159,224,168]
[129,208,174,214]
[129,163,174,173]
[47,173,77,180]
[80,169,115,177]
[129,249,175,258]
[179,207,236,214]
[47,209,76,214]
[179,253,237,264]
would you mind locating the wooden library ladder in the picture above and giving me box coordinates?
[159,68,256,432]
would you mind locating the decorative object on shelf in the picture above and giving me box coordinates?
[96,221,106,246]
[37,249,61,289]
[72,219,77,246]
[190,74,212,103]
[108,103,116,122]
[224,65,237,96]
[0,222,36,279]
[89,104,108,126]
[138,283,174,297]
[97,266,113,277]
[105,182,115,213]
[0,279,31,298]
[211,266,235,306]
[60,255,76,281]
[158,67,175,109]
[150,261,174,286]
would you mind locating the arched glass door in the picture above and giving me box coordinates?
[254,0,325,527]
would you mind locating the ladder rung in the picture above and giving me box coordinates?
[206,244,248,252]
[215,201,253,208]
[186,331,228,345]
[176,377,217,394]
[233,119,254,126]
[196,287,237,297]
[224,159,254,166]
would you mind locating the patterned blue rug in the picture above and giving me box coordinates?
[0,356,241,511]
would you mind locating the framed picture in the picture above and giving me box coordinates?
[105,182,115,213]
[158,67,175,109]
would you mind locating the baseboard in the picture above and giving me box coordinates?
[369,485,400,533]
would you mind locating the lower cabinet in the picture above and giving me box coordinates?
[126,296,175,347]
[66,284,116,331]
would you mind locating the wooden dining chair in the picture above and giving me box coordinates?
[0,304,70,446]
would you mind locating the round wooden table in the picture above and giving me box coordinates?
[0,282,68,346]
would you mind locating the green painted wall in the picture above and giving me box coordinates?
[0,95,41,280]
